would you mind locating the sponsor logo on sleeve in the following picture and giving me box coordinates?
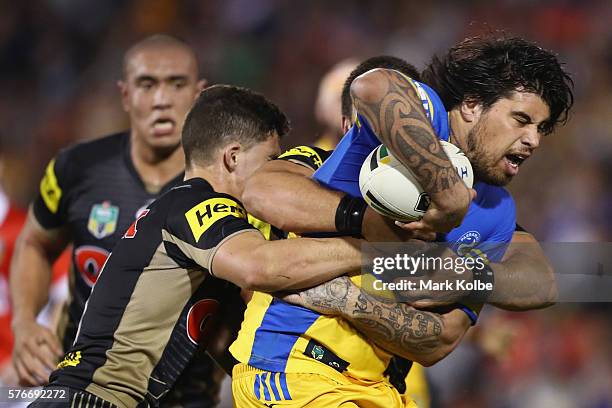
[185,198,247,242]
[40,159,62,214]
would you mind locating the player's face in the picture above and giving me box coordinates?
[234,134,281,196]
[120,46,204,153]
[465,91,550,186]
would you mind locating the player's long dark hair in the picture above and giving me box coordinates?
[422,35,574,135]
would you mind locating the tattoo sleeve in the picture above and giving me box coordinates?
[297,276,452,361]
[348,288,445,360]
[351,69,461,194]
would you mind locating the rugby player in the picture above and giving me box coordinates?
[9,35,225,406]
[313,58,358,150]
[230,36,573,407]
[28,84,376,408]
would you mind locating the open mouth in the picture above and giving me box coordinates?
[152,118,176,135]
[505,153,527,167]
[503,153,529,176]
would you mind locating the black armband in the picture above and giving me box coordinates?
[335,194,368,237]
[469,262,495,303]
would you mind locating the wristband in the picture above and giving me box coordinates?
[456,303,479,326]
[335,194,368,237]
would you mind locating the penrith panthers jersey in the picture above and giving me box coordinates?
[49,177,254,408]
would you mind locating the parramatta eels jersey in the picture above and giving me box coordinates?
[230,146,398,383]
[49,178,253,408]
[231,76,517,384]
[313,76,516,261]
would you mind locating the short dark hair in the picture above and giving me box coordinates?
[341,56,421,119]
[182,85,290,167]
[422,35,574,135]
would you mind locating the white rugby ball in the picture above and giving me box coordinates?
[359,141,473,222]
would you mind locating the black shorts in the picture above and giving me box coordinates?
[28,386,117,408]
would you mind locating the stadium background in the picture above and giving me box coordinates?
[1,0,611,407]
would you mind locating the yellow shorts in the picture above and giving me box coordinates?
[232,363,417,408]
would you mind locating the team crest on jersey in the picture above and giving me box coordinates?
[454,230,481,257]
[87,201,119,239]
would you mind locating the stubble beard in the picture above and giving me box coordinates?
[465,119,511,187]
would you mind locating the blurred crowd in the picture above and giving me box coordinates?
[1,1,611,407]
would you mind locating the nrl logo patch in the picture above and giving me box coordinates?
[87,201,119,239]
[311,345,324,361]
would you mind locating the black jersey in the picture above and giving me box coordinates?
[33,132,184,348]
[50,178,254,408]
[32,132,221,407]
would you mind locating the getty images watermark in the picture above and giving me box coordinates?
[361,241,612,303]
[370,251,492,292]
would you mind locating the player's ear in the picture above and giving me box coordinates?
[223,142,241,172]
[117,80,130,112]
[459,99,483,123]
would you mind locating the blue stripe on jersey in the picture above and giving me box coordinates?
[248,299,320,372]
[313,80,449,197]
[270,372,281,401]
[279,373,291,400]
[254,374,261,400]
[261,372,271,401]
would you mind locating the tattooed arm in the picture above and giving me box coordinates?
[351,68,472,233]
[284,276,471,366]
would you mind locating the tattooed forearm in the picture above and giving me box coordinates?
[351,68,461,194]
[348,291,444,359]
[297,276,352,316]
[290,276,467,364]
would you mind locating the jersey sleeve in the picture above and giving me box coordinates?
[164,192,257,274]
[31,148,75,229]
[276,146,332,171]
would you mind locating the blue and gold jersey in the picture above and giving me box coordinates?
[232,74,516,385]
[313,75,516,261]
[230,146,395,382]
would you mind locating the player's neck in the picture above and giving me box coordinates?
[447,110,469,153]
[130,136,184,194]
[185,165,240,198]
